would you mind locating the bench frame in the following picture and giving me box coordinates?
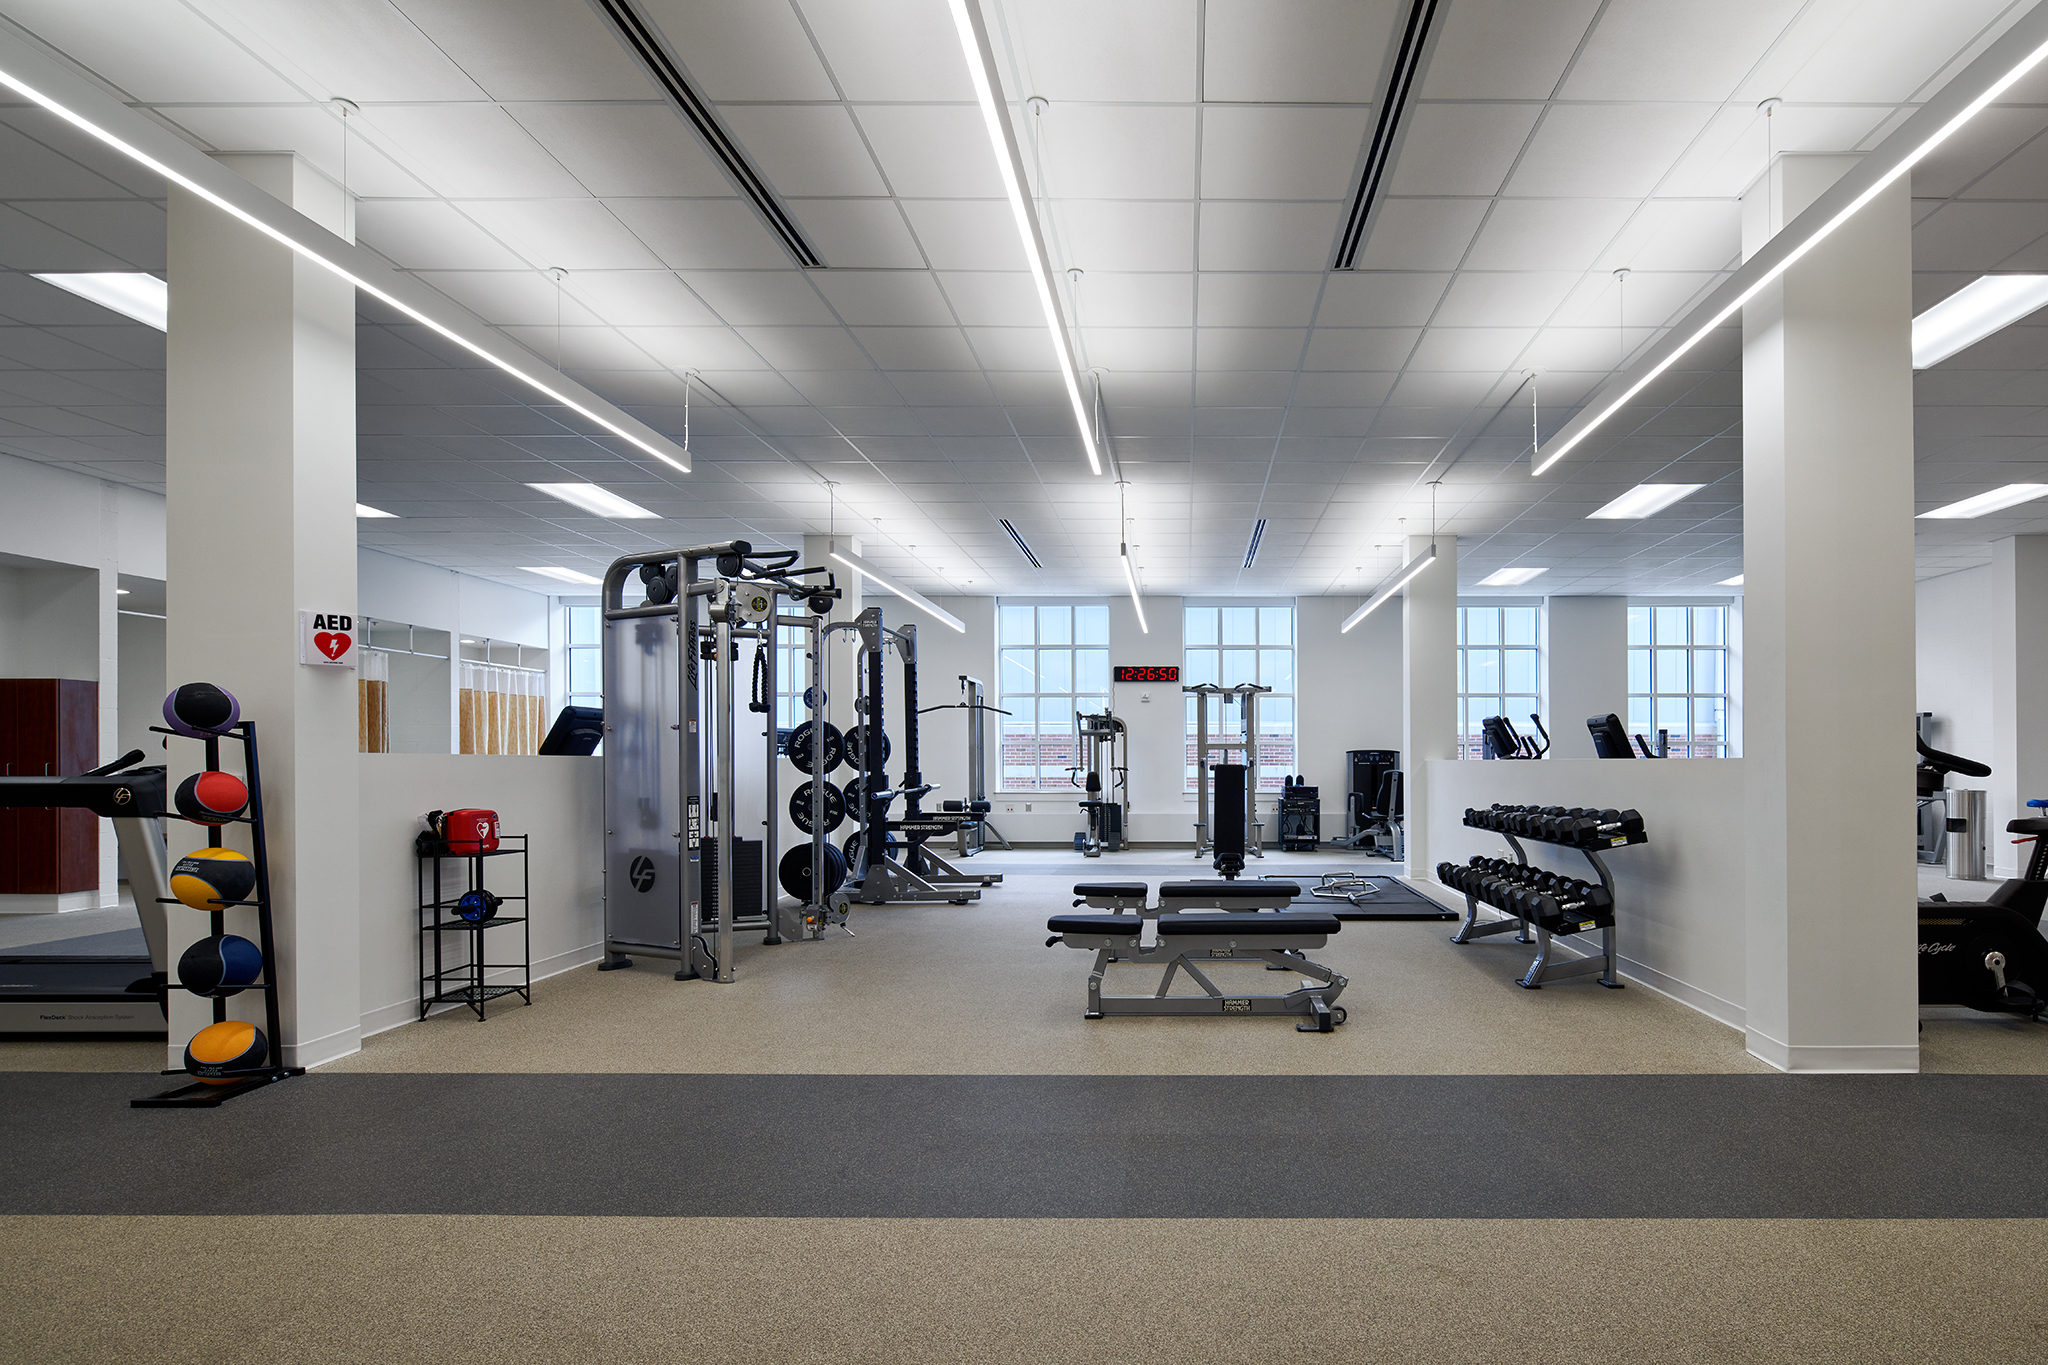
[1052,918,1349,1032]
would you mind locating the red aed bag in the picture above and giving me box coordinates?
[429,809,499,855]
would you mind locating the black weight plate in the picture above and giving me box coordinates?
[789,781,845,835]
[777,843,848,900]
[841,830,900,866]
[844,723,891,769]
[785,720,844,775]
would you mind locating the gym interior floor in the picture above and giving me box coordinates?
[5,847,2045,1364]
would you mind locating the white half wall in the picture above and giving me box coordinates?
[357,754,604,1040]
[1425,757,1749,1032]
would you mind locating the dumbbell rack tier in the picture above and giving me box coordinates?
[1450,813,1645,990]
[418,834,531,1021]
[133,721,305,1109]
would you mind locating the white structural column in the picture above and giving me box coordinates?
[164,154,361,1070]
[1544,596,1628,759]
[1402,533,1457,875]
[94,481,120,903]
[1988,535,2048,875]
[1741,154,1917,1072]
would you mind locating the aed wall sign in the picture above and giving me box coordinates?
[300,610,357,668]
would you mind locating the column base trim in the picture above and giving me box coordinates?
[1745,1028,1919,1073]
[287,1020,362,1072]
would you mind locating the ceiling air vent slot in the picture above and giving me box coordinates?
[1333,0,1442,271]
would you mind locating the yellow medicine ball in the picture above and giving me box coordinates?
[170,847,257,911]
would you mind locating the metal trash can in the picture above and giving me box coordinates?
[1947,787,1989,881]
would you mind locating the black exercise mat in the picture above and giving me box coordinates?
[1290,876,1458,921]
[3,928,148,957]
[9,1072,2048,1220]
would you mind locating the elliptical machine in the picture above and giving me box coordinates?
[1917,736,2048,1019]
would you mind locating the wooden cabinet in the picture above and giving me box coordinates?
[0,679,98,893]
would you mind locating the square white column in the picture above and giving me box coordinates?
[1402,533,1456,874]
[1544,596,1628,758]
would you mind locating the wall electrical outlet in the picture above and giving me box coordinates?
[1140,692,1151,703]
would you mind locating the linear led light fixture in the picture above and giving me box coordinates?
[1587,484,1703,520]
[999,517,1043,568]
[1913,275,2048,368]
[0,31,691,475]
[522,566,604,586]
[1119,544,1151,634]
[527,483,660,519]
[1531,8,2048,478]
[1917,483,2048,519]
[1477,566,1547,587]
[355,503,398,518]
[1718,574,1745,586]
[948,0,1103,477]
[32,272,166,329]
[1342,543,1436,632]
[829,547,966,633]
[1242,519,1267,569]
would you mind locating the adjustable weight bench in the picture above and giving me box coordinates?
[1045,911,1350,1032]
[1071,879,1302,917]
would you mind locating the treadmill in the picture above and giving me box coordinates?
[0,750,172,1033]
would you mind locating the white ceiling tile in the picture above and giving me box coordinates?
[1196,328,1307,370]
[508,104,737,198]
[1199,107,1371,200]
[936,271,1037,327]
[733,325,875,371]
[1352,200,1489,271]
[387,0,652,100]
[1081,328,1195,371]
[1196,273,1323,328]
[1914,201,2048,272]
[608,199,795,269]
[355,199,533,270]
[721,106,889,198]
[852,326,981,370]
[1005,0,1197,101]
[1315,272,1450,327]
[4,0,307,102]
[560,271,725,328]
[811,271,957,326]
[1038,106,1198,200]
[1559,0,1797,101]
[1074,273,1195,328]
[1302,329,1421,370]
[853,105,1005,199]
[358,105,584,198]
[1750,0,2013,104]
[961,326,1059,370]
[1198,202,1341,271]
[901,200,1031,271]
[795,200,926,269]
[1419,0,1605,100]
[1432,272,1581,327]
[1057,201,1196,272]
[461,201,665,271]
[797,0,975,101]
[1407,327,1535,371]
[1289,373,1397,406]
[677,271,836,325]
[413,271,604,328]
[499,325,664,371]
[1505,104,1719,198]
[636,0,839,101]
[1607,200,1739,273]
[1202,0,1403,102]
[1550,270,1716,330]
[1916,108,2048,199]
[1386,104,1542,196]
[161,106,427,197]
[1462,199,1637,272]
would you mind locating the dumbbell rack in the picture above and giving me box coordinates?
[133,721,305,1108]
[1449,809,1647,989]
[417,833,531,1021]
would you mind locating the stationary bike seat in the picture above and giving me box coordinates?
[2009,818,2048,835]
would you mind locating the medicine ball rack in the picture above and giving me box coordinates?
[415,833,531,1021]
[1445,804,1649,990]
[133,721,304,1109]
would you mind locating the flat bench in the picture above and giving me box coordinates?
[1045,910,1349,1032]
[1071,879,1302,915]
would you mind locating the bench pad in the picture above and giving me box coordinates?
[1072,881,1149,898]
[1048,914,1147,935]
[1158,880,1302,900]
[1156,911,1339,937]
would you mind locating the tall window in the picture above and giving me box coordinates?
[564,602,600,709]
[1628,603,1729,758]
[1458,604,1540,759]
[772,623,807,730]
[999,602,1109,790]
[1184,603,1294,791]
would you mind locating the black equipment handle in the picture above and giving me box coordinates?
[84,749,148,777]
[1917,735,1991,779]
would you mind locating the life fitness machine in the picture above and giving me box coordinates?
[597,541,842,985]
[0,750,176,1032]
[1070,708,1127,856]
[916,674,1010,857]
[1917,736,2048,1019]
[827,607,1001,908]
[1186,682,1271,862]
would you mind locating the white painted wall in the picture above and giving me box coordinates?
[357,754,603,1038]
[0,560,99,680]
[116,611,166,759]
[1545,596,1628,758]
[1425,757,1750,1031]
[1916,566,1993,766]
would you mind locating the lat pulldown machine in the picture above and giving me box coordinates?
[1186,682,1271,862]
[597,541,843,985]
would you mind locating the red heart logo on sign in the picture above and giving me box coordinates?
[314,631,350,661]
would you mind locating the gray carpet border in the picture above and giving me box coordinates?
[5,1073,2047,1219]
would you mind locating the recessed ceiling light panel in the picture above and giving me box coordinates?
[1477,566,1547,587]
[522,566,603,585]
[1717,574,1745,587]
[32,272,167,330]
[1586,484,1705,520]
[1912,275,2048,369]
[355,503,397,518]
[1917,483,2048,519]
[527,483,660,520]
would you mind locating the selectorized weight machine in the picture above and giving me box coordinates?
[1070,708,1127,856]
[918,674,1010,858]
[1185,682,1271,862]
[597,541,844,985]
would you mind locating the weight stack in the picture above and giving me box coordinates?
[697,838,765,925]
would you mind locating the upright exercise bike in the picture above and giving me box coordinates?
[1917,737,2048,1019]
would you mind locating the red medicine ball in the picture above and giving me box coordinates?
[175,771,249,826]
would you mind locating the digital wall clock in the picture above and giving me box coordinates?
[1113,665,1180,683]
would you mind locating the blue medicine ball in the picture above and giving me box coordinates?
[178,934,263,998]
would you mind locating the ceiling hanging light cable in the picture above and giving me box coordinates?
[1118,479,1148,634]
[1343,481,1441,632]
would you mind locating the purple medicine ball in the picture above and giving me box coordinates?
[163,682,240,738]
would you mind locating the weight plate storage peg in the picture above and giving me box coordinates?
[789,781,846,835]
[785,720,844,775]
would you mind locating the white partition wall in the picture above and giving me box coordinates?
[1403,534,1458,877]
[1545,597,1628,759]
